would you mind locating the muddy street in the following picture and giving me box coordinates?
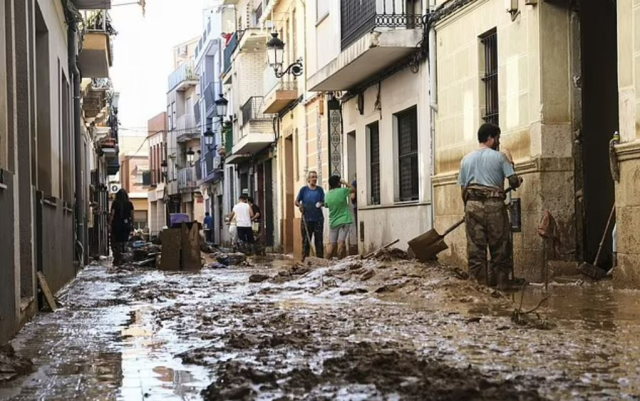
[1,254,640,401]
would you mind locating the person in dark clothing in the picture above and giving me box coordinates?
[110,189,134,266]
[248,197,262,236]
[203,212,214,243]
[295,171,325,259]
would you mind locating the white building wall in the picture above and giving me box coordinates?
[342,66,432,254]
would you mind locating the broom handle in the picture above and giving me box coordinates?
[594,205,616,265]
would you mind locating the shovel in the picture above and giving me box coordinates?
[408,219,465,262]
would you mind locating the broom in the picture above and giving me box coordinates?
[577,205,615,280]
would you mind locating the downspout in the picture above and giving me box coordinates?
[428,23,437,229]
[66,3,85,266]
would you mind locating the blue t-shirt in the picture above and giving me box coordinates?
[296,186,325,222]
[204,216,214,230]
[458,148,515,189]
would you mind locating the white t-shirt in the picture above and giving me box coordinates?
[233,203,252,227]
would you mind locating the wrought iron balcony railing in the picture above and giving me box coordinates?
[340,0,424,50]
[241,96,272,128]
[223,31,239,74]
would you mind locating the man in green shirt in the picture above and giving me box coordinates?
[325,175,355,259]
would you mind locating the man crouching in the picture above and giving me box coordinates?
[458,123,522,290]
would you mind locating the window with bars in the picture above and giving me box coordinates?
[481,29,498,125]
[368,122,381,205]
[396,106,419,202]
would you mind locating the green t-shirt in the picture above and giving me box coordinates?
[325,187,353,229]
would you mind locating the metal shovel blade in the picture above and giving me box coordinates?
[408,230,448,262]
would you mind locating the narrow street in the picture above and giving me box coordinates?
[1,253,639,401]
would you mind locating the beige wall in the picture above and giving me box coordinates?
[614,0,640,288]
[433,1,576,282]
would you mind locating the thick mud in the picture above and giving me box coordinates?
[1,252,640,400]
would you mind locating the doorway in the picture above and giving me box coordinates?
[578,0,618,268]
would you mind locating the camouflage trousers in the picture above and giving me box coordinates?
[465,198,513,285]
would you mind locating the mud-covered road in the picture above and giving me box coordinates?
[1,252,640,400]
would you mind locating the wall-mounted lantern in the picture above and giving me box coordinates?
[267,32,303,79]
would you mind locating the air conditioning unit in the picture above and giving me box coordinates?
[109,183,121,194]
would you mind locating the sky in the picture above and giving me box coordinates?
[109,0,216,136]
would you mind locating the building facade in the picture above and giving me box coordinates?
[221,0,280,250]
[430,0,621,284]
[166,37,204,222]
[304,0,431,255]
[194,9,226,244]
[615,0,640,288]
[0,0,117,343]
[147,112,168,236]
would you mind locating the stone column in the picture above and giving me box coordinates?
[613,0,640,288]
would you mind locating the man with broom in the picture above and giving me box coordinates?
[458,123,522,290]
[295,171,325,260]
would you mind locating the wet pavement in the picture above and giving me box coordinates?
[0,254,639,400]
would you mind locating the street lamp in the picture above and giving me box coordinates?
[215,94,228,117]
[161,159,168,179]
[203,128,214,149]
[186,148,195,166]
[266,32,303,79]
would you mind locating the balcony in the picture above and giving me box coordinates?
[308,0,423,91]
[178,167,198,193]
[79,11,114,78]
[226,97,274,164]
[201,149,223,184]
[72,0,111,9]
[223,31,239,77]
[237,28,268,53]
[176,114,199,143]
[168,61,198,92]
[263,67,299,114]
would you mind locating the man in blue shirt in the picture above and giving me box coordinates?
[203,212,214,244]
[295,171,325,259]
[458,123,522,290]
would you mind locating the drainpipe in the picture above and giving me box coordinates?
[67,7,85,265]
[428,24,437,229]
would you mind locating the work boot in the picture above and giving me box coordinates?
[496,271,522,291]
[469,266,488,286]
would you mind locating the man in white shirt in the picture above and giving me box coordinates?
[228,195,254,244]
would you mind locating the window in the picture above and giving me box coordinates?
[171,101,177,129]
[481,29,498,125]
[396,106,419,202]
[367,122,380,205]
[317,0,329,22]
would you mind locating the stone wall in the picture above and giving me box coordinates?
[432,1,577,282]
[614,0,640,288]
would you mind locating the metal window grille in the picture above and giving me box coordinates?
[481,30,499,126]
[397,106,419,202]
[368,122,381,205]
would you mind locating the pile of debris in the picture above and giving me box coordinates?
[0,344,33,382]
[205,252,250,269]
